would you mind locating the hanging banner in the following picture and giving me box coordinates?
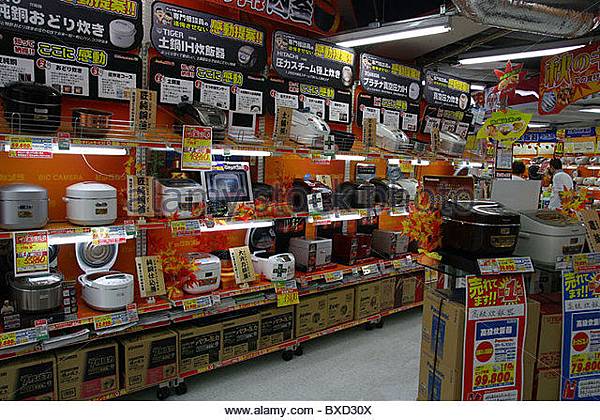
[151,2,266,73]
[539,43,595,115]
[463,273,527,400]
[13,231,49,277]
[0,32,141,100]
[149,57,266,111]
[267,78,352,124]
[203,0,340,35]
[0,0,143,51]
[356,93,420,132]
[489,61,526,109]
[519,129,557,143]
[359,53,421,101]
[272,30,355,91]
[423,70,470,111]
[476,109,532,145]
[181,126,212,171]
[561,267,600,400]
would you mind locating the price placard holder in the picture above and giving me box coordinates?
[182,295,215,313]
[477,256,534,275]
[324,271,344,283]
[273,279,299,307]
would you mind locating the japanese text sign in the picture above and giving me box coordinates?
[135,256,167,298]
[181,125,212,171]
[229,246,256,285]
[13,231,49,277]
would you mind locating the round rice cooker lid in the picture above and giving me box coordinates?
[0,183,48,200]
[247,227,276,252]
[66,182,117,199]
[84,271,132,288]
[11,272,63,290]
[521,210,586,235]
[110,19,136,36]
[158,178,203,195]
[76,242,118,273]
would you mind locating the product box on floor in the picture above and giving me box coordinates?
[119,330,178,393]
[222,314,260,360]
[0,354,57,400]
[259,306,294,349]
[177,323,222,374]
[380,276,395,311]
[534,368,560,400]
[354,281,381,319]
[523,298,541,401]
[417,350,462,401]
[296,294,328,337]
[56,340,119,400]
[327,287,355,327]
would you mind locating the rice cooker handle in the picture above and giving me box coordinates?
[518,232,531,239]
[62,197,70,203]
[78,276,93,287]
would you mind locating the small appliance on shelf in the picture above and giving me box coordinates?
[154,178,205,219]
[175,101,227,142]
[199,162,253,217]
[335,181,376,209]
[76,242,134,311]
[0,183,49,230]
[375,124,413,153]
[288,179,334,213]
[246,226,296,281]
[371,178,406,208]
[183,253,221,294]
[64,182,117,226]
[371,229,409,259]
[8,271,63,314]
[288,236,332,272]
[332,233,372,265]
[289,109,331,148]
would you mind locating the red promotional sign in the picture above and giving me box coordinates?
[539,43,599,115]
[463,273,527,401]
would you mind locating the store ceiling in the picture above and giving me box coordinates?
[342,0,600,127]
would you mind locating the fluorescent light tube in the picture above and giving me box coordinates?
[459,44,585,65]
[580,108,600,114]
[200,220,273,232]
[337,24,450,48]
[528,123,549,128]
[411,159,430,166]
[335,154,366,161]
[471,84,485,91]
[211,149,271,157]
[388,159,401,165]
[3,144,127,156]
[588,166,600,170]
[459,161,483,168]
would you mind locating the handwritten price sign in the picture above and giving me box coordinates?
[181,125,212,171]
[274,279,299,307]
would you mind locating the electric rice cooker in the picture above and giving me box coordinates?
[332,233,372,265]
[8,271,63,313]
[252,251,295,281]
[175,101,227,141]
[375,124,413,153]
[441,200,520,256]
[437,130,467,157]
[246,226,276,253]
[0,183,48,230]
[515,210,586,265]
[288,237,332,272]
[76,242,134,311]
[64,182,117,226]
[371,178,406,208]
[288,179,334,212]
[371,229,409,259]
[331,130,355,152]
[155,178,205,219]
[1,82,62,134]
[396,178,418,201]
[335,181,376,209]
[109,19,137,49]
[183,253,221,295]
[290,109,331,147]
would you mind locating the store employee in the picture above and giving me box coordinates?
[548,158,573,210]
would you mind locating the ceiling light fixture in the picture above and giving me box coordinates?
[528,123,550,128]
[459,43,585,65]
[470,84,485,91]
[327,15,452,48]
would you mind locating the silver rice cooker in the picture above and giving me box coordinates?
[252,251,295,281]
[515,210,586,266]
[9,271,63,313]
[64,182,117,226]
[183,252,221,295]
[0,183,48,230]
[290,109,331,147]
[375,124,413,153]
[288,236,332,272]
[155,178,205,219]
[76,242,134,311]
[371,229,409,259]
[437,130,466,157]
[175,101,227,141]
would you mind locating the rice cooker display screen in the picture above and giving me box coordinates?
[206,171,251,203]
[232,112,254,128]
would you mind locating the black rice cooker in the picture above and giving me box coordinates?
[335,181,375,209]
[2,82,62,134]
[441,200,520,256]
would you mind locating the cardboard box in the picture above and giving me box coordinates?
[417,351,462,401]
[177,323,222,374]
[393,275,404,308]
[420,288,465,371]
[295,294,328,337]
[401,276,417,305]
[380,277,396,311]
[259,306,294,349]
[222,314,260,360]
[0,354,57,400]
[56,340,119,400]
[537,304,562,369]
[415,272,425,303]
[354,281,381,319]
[534,368,560,400]
[327,288,355,327]
[119,330,178,392]
[523,298,541,401]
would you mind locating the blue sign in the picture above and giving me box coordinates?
[565,127,596,138]
[519,129,557,143]
[561,270,600,400]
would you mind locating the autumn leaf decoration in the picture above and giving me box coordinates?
[559,187,587,219]
[400,192,442,253]
[158,243,198,300]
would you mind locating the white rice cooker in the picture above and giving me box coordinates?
[395,178,418,201]
[0,183,48,230]
[76,242,134,311]
[252,252,295,281]
[375,124,412,153]
[183,252,221,295]
[109,19,137,49]
[515,210,586,265]
[64,182,117,226]
[290,109,330,147]
[155,178,205,219]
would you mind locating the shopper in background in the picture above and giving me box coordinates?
[528,165,542,181]
[548,157,573,209]
[512,160,526,180]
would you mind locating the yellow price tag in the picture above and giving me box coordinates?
[497,258,517,273]
[277,290,300,307]
[93,314,113,330]
[183,299,199,312]
[0,332,17,348]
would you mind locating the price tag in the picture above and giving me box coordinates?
[352,268,360,277]
[91,226,127,246]
[324,271,344,283]
[361,264,380,276]
[13,231,49,277]
[274,279,300,307]
[0,324,48,349]
[307,193,324,214]
[170,219,202,237]
[358,209,369,218]
[556,253,600,272]
[392,256,413,271]
[0,332,17,348]
[181,125,212,171]
[182,295,214,312]
[93,304,138,330]
[8,135,53,159]
[135,256,166,298]
[477,257,533,275]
